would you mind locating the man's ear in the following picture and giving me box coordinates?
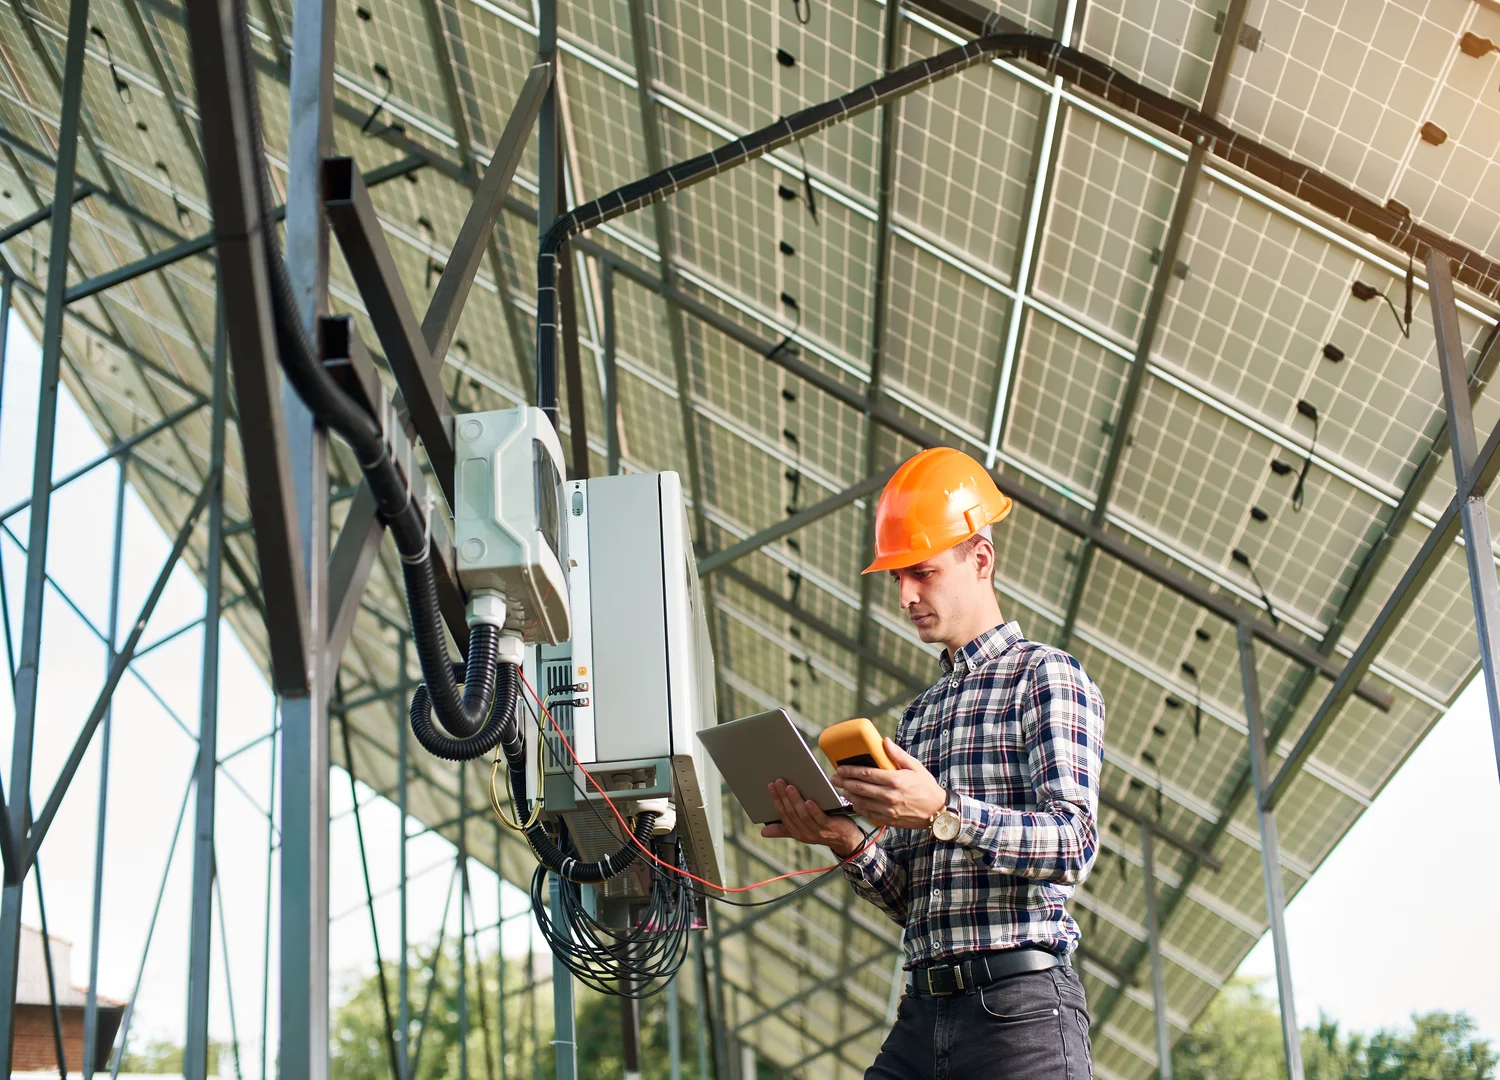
[974,537,996,583]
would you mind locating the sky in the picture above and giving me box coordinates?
[0,307,1496,1076]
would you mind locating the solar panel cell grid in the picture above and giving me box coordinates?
[1034,105,1183,343]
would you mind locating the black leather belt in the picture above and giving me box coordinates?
[906,946,1067,996]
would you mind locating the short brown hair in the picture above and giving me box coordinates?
[950,525,994,570]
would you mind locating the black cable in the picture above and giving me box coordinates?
[795,140,819,225]
[518,693,878,910]
[791,0,812,24]
[1231,550,1280,628]
[1291,401,1319,513]
[227,0,511,758]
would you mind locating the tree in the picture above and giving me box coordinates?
[1174,978,1496,1080]
[1172,979,1289,1080]
[115,1033,224,1074]
[330,937,709,1080]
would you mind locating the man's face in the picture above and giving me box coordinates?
[888,542,989,645]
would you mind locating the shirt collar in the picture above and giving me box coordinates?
[939,621,1026,676]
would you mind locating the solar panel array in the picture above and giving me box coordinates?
[0,0,1497,1075]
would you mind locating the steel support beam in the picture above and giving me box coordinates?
[0,183,92,244]
[851,0,907,718]
[1100,790,1221,871]
[1094,323,1500,1033]
[698,468,895,578]
[1429,252,1500,782]
[982,0,1077,463]
[184,302,229,1080]
[592,247,1392,712]
[602,261,619,475]
[398,644,411,1078]
[280,0,336,1077]
[0,2,91,1063]
[1058,0,1242,649]
[1262,400,1500,809]
[82,458,126,1080]
[1058,144,1204,648]
[722,566,929,696]
[1140,824,1172,1080]
[1239,622,1304,1080]
[324,159,455,506]
[320,62,549,665]
[24,473,213,861]
[61,154,424,307]
[186,0,310,693]
[423,60,551,366]
[622,0,726,707]
[0,398,207,523]
[549,874,577,1080]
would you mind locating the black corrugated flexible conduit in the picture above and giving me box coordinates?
[510,762,656,883]
[227,0,508,759]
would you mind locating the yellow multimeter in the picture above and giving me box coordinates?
[818,717,895,772]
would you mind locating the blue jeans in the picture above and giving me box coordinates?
[865,966,1094,1079]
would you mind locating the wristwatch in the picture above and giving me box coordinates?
[930,787,962,842]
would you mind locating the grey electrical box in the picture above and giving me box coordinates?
[528,472,724,913]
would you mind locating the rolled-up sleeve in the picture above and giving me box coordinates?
[952,650,1104,885]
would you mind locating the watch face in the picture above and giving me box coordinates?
[932,810,961,842]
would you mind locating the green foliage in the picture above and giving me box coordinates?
[1172,979,1289,1080]
[116,1034,223,1074]
[1174,978,1496,1080]
[330,938,708,1080]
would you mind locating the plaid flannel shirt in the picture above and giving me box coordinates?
[843,621,1106,968]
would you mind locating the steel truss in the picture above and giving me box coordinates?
[0,0,1498,1078]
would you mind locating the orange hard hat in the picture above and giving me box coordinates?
[862,448,1012,574]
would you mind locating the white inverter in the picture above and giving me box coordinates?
[527,472,724,918]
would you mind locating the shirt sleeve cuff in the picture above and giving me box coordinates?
[841,836,883,877]
[955,793,997,848]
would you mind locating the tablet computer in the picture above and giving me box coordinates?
[697,709,852,825]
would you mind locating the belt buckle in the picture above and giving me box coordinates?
[926,965,958,996]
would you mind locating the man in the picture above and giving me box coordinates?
[763,447,1106,1080]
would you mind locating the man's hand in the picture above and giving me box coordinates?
[761,780,864,857]
[835,739,946,830]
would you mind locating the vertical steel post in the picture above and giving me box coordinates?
[1139,824,1172,1080]
[398,636,411,1079]
[281,0,335,1073]
[602,261,618,475]
[260,700,278,1080]
[667,972,681,1080]
[527,936,539,1080]
[1239,622,1304,1080]
[496,823,507,1080]
[549,875,576,1080]
[535,0,560,424]
[621,993,642,1080]
[0,0,91,1061]
[83,457,127,1080]
[460,768,471,1080]
[0,272,11,441]
[693,935,710,1080]
[186,300,230,1080]
[711,938,733,1080]
[1428,251,1500,782]
[33,858,69,1076]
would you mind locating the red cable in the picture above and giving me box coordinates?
[518,672,884,892]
